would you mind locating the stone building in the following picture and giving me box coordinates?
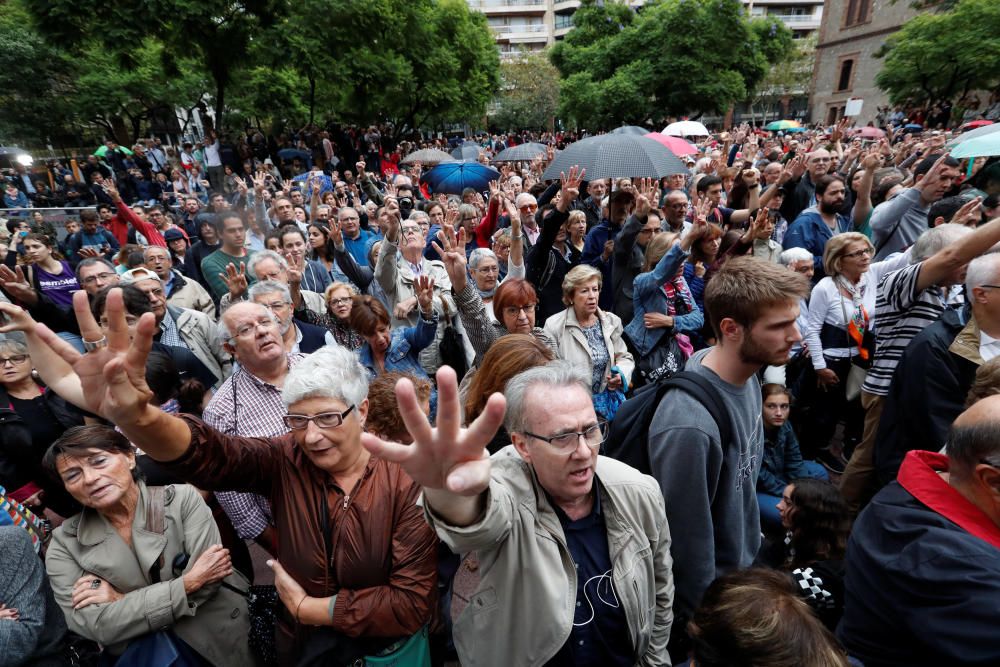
[810,0,920,126]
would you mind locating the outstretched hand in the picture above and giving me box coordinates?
[431,222,468,292]
[361,366,506,497]
[557,165,585,213]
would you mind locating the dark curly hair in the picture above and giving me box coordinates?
[786,478,850,568]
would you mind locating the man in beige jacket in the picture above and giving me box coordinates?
[364,361,674,667]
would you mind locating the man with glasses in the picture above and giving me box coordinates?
[75,258,121,297]
[121,267,228,384]
[143,245,215,317]
[661,191,692,237]
[778,148,853,224]
[366,361,674,666]
[206,301,305,554]
[248,280,333,354]
[337,207,376,267]
[513,192,541,250]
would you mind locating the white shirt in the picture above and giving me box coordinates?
[204,139,222,167]
[980,330,1000,363]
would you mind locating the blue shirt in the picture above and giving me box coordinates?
[547,486,633,667]
[343,229,377,267]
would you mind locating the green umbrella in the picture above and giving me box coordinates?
[764,120,802,131]
[950,132,1000,159]
[94,144,135,157]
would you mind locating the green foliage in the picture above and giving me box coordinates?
[747,34,815,120]
[550,0,794,129]
[876,0,1000,107]
[492,53,561,131]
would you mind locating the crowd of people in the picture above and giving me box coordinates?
[1,116,999,667]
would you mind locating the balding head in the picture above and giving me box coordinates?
[944,396,1000,526]
[806,149,832,180]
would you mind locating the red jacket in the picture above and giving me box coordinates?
[106,201,178,248]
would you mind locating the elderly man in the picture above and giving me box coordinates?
[143,245,215,317]
[512,192,541,250]
[661,190,692,237]
[839,397,1000,666]
[364,362,674,666]
[338,207,377,267]
[121,267,228,383]
[75,257,120,297]
[577,178,607,229]
[219,249,326,317]
[248,281,333,354]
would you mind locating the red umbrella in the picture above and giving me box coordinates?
[849,126,886,139]
[644,132,698,155]
[961,119,994,130]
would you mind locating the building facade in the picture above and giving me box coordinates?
[809,0,920,127]
[469,0,825,60]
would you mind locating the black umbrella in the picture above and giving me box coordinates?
[542,134,687,181]
[611,125,650,136]
[492,142,548,163]
[450,141,482,161]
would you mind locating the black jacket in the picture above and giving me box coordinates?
[526,207,580,324]
[296,320,329,354]
[873,307,978,487]
[779,172,854,224]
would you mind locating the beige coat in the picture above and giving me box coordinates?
[45,483,252,666]
[165,272,216,318]
[543,307,634,392]
[169,306,231,384]
[424,450,674,667]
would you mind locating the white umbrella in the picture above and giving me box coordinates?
[663,121,710,138]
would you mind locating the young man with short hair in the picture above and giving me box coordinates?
[647,255,810,652]
[200,213,255,299]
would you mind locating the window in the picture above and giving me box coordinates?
[844,0,872,27]
[837,59,854,92]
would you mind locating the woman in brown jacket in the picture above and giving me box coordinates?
[0,294,438,666]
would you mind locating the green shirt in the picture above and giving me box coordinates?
[201,248,256,298]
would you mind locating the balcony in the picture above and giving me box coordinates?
[490,23,550,43]
[553,0,581,11]
[767,13,821,27]
[469,0,546,14]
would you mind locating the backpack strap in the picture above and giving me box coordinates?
[145,485,166,535]
[662,372,733,447]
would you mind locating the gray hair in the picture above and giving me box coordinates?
[946,418,1000,474]
[515,192,536,209]
[213,301,274,348]
[248,280,292,304]
[74,257,116,283]
[468,248,498,270]
[911,223,972,263]
[779,247,813,267]
[408,210,429,224]
[966,252,1000,294]
[247,249,288,280]
[282,345,369,408]
[0,338,28,357]
[503,361,591,435]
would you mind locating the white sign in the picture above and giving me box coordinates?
[845,98,864,117]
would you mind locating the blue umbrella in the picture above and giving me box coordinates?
[903,124,924,132]
[277,148,313,167]
[292,171,333,197]
[421,162,500,196]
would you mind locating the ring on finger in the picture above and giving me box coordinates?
[82,336,108,353]
[90,578,101,590]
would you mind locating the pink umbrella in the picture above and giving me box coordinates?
[961,119,994,130]
[849,126,886,139]
[644,132,698,156]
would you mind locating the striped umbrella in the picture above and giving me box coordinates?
[541,134,687,181]
[764,120,802,131]
[492,142,549,163]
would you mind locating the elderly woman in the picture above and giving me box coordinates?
[296,281,365,350]
[0,339,86,517]
[543,265,633,398]
[349,276,438,380]
[0,296,439,666]
[467,233,526,319]
[41,425,251,665]
[625,227,704,363]
[802,232,910,471]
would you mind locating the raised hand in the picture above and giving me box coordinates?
[741,168,760,187]
[252,172,267,194]
[286,253,304,286]
[0,265,38,305]
[430,222,469,291]
[415,275,436,316]
[356,161,366,177]
[102,180,122,203]
[952,196,983,227]
[329,218,344,246]
[488,178,500,200]
[361,366,506,498]
[220,262,248,299]
[557,165,585,213]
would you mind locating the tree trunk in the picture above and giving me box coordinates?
[214,75,227,131]
[308,74,316,126]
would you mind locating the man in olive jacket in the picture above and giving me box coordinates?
[365,362,674,667]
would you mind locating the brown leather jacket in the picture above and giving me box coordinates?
[161,415,438,662]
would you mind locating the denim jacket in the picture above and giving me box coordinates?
[357,313,438,379]
[625,244,704,357]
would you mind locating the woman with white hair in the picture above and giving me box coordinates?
[0,296,438,666]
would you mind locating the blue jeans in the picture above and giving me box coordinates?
[758,461,828,532]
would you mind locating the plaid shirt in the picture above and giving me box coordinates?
[204,354,304,539]
[158,309,183,348]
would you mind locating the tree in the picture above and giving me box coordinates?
[23,0,282,125]
[876,0,1000,108]
[491,54,561,131]
[746,34,816,124]
[550,0,794,129]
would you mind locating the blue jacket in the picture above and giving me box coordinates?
[582,218,619,311]
[758,422,810,496]
[624,244,703,356]
[3,190,30,209]
[782,206,852,280]
[357,314,437,380]
[295,319,331,354]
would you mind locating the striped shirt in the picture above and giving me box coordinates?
[862,262,961,396]
[205,354,304,539]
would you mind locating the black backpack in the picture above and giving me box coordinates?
[603,371,733,475]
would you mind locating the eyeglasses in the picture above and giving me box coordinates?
[518,204,538,213]
[0,354,28,366]
[474,265,499,274]
[261,300,290,311]
[328,297,352,306]
[283,405,356,430]
[502,304,537,318]
[400,226,421,237]
[522,421,608,453]
[232,316,278,339]
[80,271,117,285]
[842,247,874,260]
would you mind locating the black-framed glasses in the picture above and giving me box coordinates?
[0,354,28,366]
[522,421,608,453]
[81,271,117,285]
[501,304,537,318]
[842,247,874,260]
[978,285,1000,290]
[283,405,356,430]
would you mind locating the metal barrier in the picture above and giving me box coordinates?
[1,207,95,241]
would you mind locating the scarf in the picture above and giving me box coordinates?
[661,276,696,317]
[836,274,870,360]
[478,286,496,300]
